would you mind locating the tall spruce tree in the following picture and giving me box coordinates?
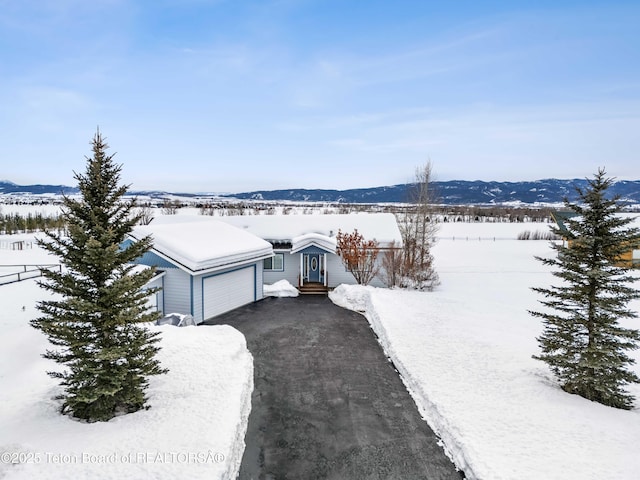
[530,168,640,409]
[31,130,167,422]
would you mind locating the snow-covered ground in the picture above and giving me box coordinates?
[3,217,640,479]
[263,279,299,297]
[0,238,253,480]
[330,222,640,480]
[0,204,64,217]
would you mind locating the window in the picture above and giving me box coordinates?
[264,253,284,271]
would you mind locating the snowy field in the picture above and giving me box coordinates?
[2,217,640,479]
[0,204,64,217]
[331,221,640,480]
[0,238,253,480]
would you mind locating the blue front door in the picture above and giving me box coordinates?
[308,253,321,282]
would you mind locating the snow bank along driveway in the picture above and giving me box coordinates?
[330,235,640,480]
[0,278,253,480]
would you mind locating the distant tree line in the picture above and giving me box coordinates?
[438,205,555,223]
[1,199,559,233]
[0,211,66,235]
[3,198,561,223]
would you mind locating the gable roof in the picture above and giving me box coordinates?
[130,216,273,274]
[550,211,577,237]
[291,233,337,254]
[218,213,403,247]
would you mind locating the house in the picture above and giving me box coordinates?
[218,213,403,291]
[128,213,402,323]
[126,216,273,324]
[551,211,640,268]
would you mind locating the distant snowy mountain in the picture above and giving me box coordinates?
[0,180,78,195]
[224,179,640,205]
[2,179,639,205]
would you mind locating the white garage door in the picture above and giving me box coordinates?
[203,267,255,319]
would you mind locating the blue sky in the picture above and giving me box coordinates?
[1,0,639,192]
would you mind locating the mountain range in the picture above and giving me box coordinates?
[2,179,639,205]
[223,179,640,205]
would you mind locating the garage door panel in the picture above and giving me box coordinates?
[203,267,255,319]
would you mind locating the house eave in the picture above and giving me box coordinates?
[127,233,273,276]
[291,241,336,254]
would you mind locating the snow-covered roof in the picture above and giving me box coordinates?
[291,233,337,254]
[131,216,273,273]
[219,213,403,247]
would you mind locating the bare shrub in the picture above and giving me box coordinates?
[161,199,180,215]
[518,229,560,240]
[137,205,154,225]
[396,161,440,290]
[380,241,403,287]
[199,203,215,216]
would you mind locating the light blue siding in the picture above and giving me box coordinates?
[162,268,191,316]
[326,253,386,288]
[263,249,389,289]
[144,275,164,316]
[255,262,264,300]
[135,251,178,269]
[325,253,356,287]
[264,250,299,287]
[123,240,178,270]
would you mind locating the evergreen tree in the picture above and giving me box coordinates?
[530,168,640,409]
[31,130,167,422]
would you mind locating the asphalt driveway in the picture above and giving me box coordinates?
[204,296,462,480]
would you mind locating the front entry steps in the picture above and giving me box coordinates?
[298,282,329,295]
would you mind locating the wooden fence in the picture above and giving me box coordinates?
[0,240,34,250]
[0,264,62,285]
